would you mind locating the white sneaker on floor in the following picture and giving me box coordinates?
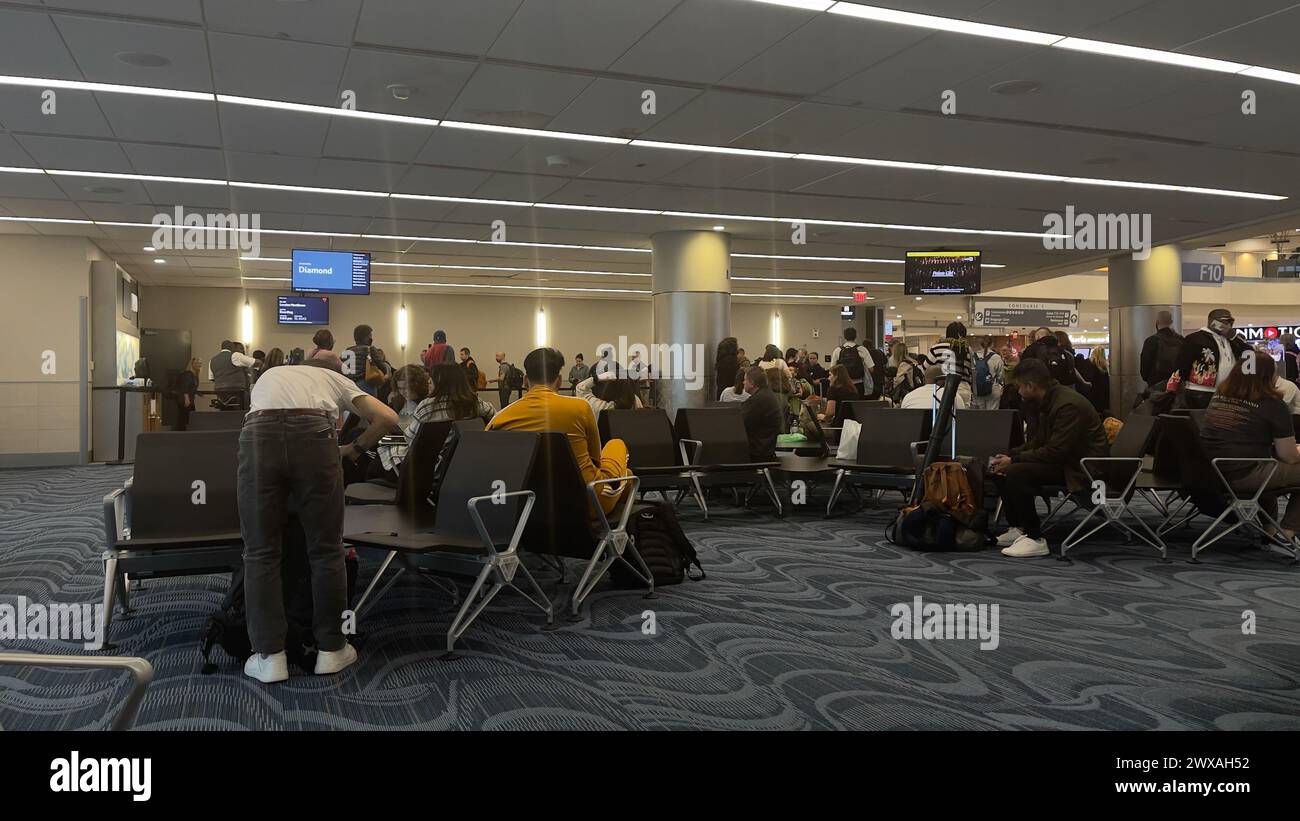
[244,651,288,683]
[1001,535,1050,558]
[314,643,357,675]
[996,527,1025,548]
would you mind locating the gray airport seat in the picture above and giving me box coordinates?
[101,430,243,643]
[343,431,552,656]
[826,408,929,515]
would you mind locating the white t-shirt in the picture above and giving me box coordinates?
[900,384,968,411]
[247,364,366,423]
[1275,376,1300,415]
[719,386,750,403]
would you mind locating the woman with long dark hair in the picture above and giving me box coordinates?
[1201,353,1300,541]
[715,336,739,396]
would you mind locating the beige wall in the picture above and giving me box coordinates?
[139,285,856,378]
[0,235,97,464]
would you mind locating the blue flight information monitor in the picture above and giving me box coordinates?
[291,249,371,295]
[277,295,329,325]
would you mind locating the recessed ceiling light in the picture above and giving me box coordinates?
[889,305,896,309]
[143,246,155,252]
[713,225,725,231]
[990,79,1041,96]
[115,52,171,68]
[915,296,923,301]
[153,258,166,264]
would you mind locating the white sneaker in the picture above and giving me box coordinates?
[244,651,288,683]
[314,642,357,675]
[1001,535,1050,558]
[996,527,1025,548]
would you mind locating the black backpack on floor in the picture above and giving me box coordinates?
[610,502,704,588]
[200,515,357,674]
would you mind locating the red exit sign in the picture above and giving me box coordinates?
[852,289,867,302]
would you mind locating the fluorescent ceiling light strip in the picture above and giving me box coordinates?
[0,216,94,224]
[793,153,940,171]
[629,139,796,159]
[0,166,1113,239]
[372,262,649,277]
[797,218,1062,239]
[0,74,214,101]
[533,203,664,215]
[231,180,388,197]
[748,0,835,10]
[826,2,1063,46]
[372,280,651,295]
[1053,37,1249,74]
[735,292,863,299]
[733,276,898,285]
[661,211,777,223]
[0,165,45,174]
[733,252,902,263]
[46,169,228,186]
[216,94,440,127]
[0,70,1286,200]
[390,193,533,207]
[440,120,629,145]
[1239,67,1300,86]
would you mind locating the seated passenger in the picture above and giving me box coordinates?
[899,365,968,410]
[740,365,784,461]
[718,368,749,403]
[1201,354,1300,542]
[819,364,858,427]
[377,364,494,475]
[487,348,631,515]
[989,358,1109,558]
[575,371,643,415]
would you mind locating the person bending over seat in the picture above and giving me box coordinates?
[486,347,631,515]
[741,365,784,461]
[989,358,1109,558]
[1200,353,1300,543]
[239,360,399,684]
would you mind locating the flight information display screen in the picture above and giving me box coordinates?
[904,251,982,295]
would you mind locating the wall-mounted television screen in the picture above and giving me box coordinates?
[904,251,982,295]
[291,249,370,295]
[277,295,329,325]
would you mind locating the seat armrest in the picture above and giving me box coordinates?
[0,653,153,730]
[587,475,641,536]
[679,438,704,467]
[467,490,535,558]
[1079,457,1144,499]
[103,485,128,546]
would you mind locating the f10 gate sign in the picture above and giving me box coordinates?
[1182,262,1225,285]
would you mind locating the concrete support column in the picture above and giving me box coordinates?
[651,230,731,416]
[1108,245,1182,418]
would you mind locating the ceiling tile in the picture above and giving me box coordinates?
[203,0,362,46]
[207,31,348,105]
[51,14,212,91]
[489,0,677,71]
[353,0,523,54]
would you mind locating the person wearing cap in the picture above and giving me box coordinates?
[237,360,399,684]
[420,329,455,370]
[1171,308,1249,410]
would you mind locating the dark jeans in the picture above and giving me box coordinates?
[237,413,347,655]
[499,386,520,407]
[995,461,1067,540]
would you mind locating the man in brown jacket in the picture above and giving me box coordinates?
[989,358,1110,558]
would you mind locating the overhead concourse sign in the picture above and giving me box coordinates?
[972,300,1079,328]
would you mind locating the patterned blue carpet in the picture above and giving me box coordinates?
[1,464,1298,730]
